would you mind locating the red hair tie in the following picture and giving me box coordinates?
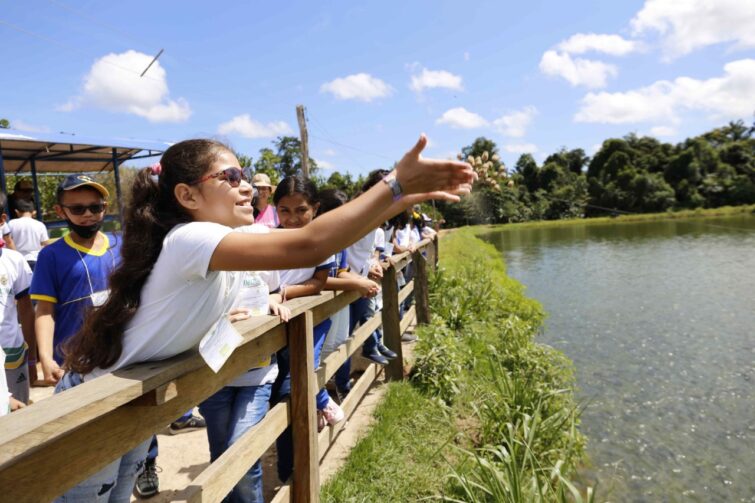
[149,162,162,176]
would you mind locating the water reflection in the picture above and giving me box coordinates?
[480,214,755,502]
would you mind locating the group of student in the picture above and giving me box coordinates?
[0,135,470,502]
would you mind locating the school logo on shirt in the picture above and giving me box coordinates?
[0,274,7,286]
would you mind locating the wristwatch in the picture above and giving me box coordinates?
[383,174,403,201]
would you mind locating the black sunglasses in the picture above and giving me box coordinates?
[191,167,248,187]
[61,203,106,216]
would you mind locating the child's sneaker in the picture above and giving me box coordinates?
[134,458,159,498]
[169,414,206,435]
[321,397,345,425]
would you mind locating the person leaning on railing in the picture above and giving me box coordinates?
[54,135,474,502]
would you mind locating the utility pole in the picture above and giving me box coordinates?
[296,105,310,178]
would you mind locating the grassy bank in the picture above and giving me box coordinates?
[473,204,755,232]
[321,229,590,502]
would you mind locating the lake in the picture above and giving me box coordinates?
[479,214,755,502]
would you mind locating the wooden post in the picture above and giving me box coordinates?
[381,264,404,381]
[287,311,319,502]
[412,251,430,325]
[296,105,310,179]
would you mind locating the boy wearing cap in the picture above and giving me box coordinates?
[252,173,278,228]
[30,174,120,382]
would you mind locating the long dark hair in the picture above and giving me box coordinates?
[64,139,231,374]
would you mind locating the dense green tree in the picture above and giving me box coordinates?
[272,136,318,179]
[0,118,10,129]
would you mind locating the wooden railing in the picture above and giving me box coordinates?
[0,236,439,503]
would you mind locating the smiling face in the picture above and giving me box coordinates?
[276,193,318,229]
[256,186,272,206]
[176,150,255,227]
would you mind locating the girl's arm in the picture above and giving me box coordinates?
[325,272,379,297]
[210,136,474,272]
[282,268,329,301]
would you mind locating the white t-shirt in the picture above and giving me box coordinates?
[394,224,412,248]
[0,248,32,349]
[1,222,10,237]
[8,217,49,262]
[346,229,378,277]
[0,346,9,415]
[279,255,335,288]
[87,222,241,380]
[229,224,279,387]
[373,228,385,252]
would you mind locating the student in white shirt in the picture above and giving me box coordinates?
[0,192,36,405]
[8,198,50,269]
[56,137,474,502]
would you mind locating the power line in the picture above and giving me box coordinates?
[0,17,163,83]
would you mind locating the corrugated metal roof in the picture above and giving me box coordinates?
[0,129,170,173]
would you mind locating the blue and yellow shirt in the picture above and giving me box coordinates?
[30,232,121,363]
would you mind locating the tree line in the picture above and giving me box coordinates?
[437,120,755,226]
[3,117,753,226]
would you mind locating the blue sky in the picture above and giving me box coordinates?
[2,0,754,176]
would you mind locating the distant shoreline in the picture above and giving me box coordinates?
[469,204,755,231]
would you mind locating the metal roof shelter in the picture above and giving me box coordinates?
[0,129,170,225]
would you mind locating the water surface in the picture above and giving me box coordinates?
[480,214,755,502]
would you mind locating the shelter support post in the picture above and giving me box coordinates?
[30,159,43,221]
[112,148,124,224]
[0,150,7,215]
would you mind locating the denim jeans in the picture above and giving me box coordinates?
[54,372,151,502]
[271,319,332,482]
[198,383,273,503]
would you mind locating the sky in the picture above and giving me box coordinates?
[2,0,754,176]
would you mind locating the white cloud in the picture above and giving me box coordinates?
[322,148,337,156]
[631,0,755,59]
[317,159,335,171]
[11,120,50,133]
[218,114,293,139]
[589,143,602,155]
[62,50,191,122]
[649,126,677,137]
[503,143,538,154]
[493,106,538,138]
[435,107,489,129]
[539,50,618,88]
[320,73,393,102]
[557,33,639,55]
[409,67,463,93]
[464,52,470,61]
[575,59,755,124]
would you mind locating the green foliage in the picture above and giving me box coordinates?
[441,121,755,227]
[0,118,10,129]
[323,228,589,501]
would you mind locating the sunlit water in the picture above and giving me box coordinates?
[479,214,755,502]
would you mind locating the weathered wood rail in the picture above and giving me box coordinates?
[0,236,438,502]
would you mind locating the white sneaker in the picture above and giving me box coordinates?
[321,396,345,425]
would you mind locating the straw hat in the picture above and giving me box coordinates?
[251,173,274,189]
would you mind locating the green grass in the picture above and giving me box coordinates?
[320,382,457,503]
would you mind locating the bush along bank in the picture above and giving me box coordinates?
[321,228,592,502]
[415,228,591,502]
